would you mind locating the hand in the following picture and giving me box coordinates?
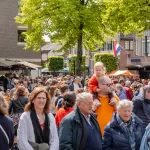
[109,98,117,106]
[96,88,101,93]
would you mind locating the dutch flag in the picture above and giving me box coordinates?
[113,41,122,57]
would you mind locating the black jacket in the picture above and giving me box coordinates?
[9,96,28,114]
[103,113,145,150]
[0,114,14,150]
[133,97,150,128]
[59,107,102,150]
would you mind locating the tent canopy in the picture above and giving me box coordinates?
[0,59,41,70]
[109,70,136,76]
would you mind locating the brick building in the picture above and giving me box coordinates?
[0,0,41,64]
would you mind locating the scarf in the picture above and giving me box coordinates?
[116,113,135,150]
[30,108,50,145]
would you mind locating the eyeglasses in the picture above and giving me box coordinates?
[81,101,93,107]
[102,83,113,87]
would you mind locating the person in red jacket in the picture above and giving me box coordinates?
[88,62,106,111]
[124,81,133,100]
[55,92,76,127]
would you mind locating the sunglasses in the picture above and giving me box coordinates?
[102,83,113,87]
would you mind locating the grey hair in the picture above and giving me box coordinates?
[116,99,133,110]
[116,84,123,91]
[125,81,131,86]
[76,92,93,103]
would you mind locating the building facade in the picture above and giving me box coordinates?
[0,0,41,64]
[119,31,150,70]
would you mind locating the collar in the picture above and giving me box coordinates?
[81,112,91,120]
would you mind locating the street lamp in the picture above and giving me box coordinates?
[41,50,50,63]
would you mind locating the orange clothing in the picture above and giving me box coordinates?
[88,74,98,93]
[55,107,74,127]
[4,95,10,105]
[96,95,120,136]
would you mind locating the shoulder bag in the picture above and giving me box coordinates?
[29,141,49,150]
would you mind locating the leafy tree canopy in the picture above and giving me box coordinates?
[102,0,150,35]
[15,0,117,52]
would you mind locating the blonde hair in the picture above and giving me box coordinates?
[0,93,8,115]
[94,62,106,73]
[94,62,104,68]
[116,99,133,110]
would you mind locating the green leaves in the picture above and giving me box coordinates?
[102,0,150,35]
[47,56,64,71]
[67,55,86,73]
[94,54,118,74]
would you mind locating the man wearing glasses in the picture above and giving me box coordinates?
[59,92,102,150]
[95,76,120,136]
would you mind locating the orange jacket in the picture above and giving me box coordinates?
[88,75,98,93]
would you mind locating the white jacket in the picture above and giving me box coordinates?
[17,112,59,150]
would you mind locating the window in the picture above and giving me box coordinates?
[142,36,150,56]
[18,1,22,14]
[103,41,113,51]
[124,40,133,50]
[18,30,26,42]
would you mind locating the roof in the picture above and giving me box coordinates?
[125,64,150,70]
[41,43,64,56]
[125,65,142,70]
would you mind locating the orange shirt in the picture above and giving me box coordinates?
[96,95,120,136]
[55,107,74,127]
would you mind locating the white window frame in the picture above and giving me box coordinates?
[142,37,150,56]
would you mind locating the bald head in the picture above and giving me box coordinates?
[99,76,112,84]
[98,76,113,94]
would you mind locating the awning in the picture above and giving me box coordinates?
[110,70,136,76]
[125,65,142,70]
[0,59,41,70]
[18,61,41,70]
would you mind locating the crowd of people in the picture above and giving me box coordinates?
[0,62,150,150]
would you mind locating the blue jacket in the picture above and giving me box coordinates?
[0,113,14,150]
[140,123,150,150]
[118,90,127,100]
[103,113,145,150]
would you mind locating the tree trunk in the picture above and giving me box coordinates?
[76,0,84,76]
[76,24,83,76]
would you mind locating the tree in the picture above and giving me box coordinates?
[47,56,64,73]
[15,0,116,76]
[67,55,86,74]
[102,0,150,35]
[15,0,150,76]
[94,54,118,74]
